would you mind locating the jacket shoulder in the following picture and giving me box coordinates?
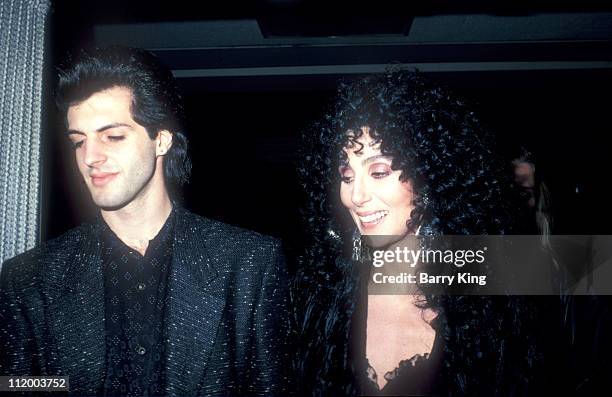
[1,224,93,283]
[179,209,281,251]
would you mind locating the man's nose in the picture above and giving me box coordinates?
[82,138,106,167]
[351,176,371,206]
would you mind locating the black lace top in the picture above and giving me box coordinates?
[351,284,445,396]
[361,339,443,396]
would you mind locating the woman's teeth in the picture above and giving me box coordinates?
[358,211,389,223]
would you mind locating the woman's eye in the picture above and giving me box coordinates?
[73,141,84,149]
[370,163,392,179]
[339,166,354,183]
[371,171,390,179]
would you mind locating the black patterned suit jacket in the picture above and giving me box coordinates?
[0,208,291,395]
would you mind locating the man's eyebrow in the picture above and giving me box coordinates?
[66,123,132,136]
[362,154,391,165]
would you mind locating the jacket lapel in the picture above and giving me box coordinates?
[164,209,226,395]
[48,225,106,393]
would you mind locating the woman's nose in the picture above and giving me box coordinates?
[351,176,371,206]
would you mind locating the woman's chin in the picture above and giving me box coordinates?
[363,234,406,249]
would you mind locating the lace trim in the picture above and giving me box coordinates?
[366,353,431,390]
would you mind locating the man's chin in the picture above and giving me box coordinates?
[91,196,130,212]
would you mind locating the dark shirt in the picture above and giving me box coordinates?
[351,266,444,396]
[1,207,290,395]
[100,211,175,396]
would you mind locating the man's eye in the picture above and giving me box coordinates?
[72,141,84,149]
[107,135,125,142]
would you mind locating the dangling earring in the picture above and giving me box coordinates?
[352,228,362,262]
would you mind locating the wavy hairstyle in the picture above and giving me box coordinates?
[294,70,539,395]
[56,46,191,197]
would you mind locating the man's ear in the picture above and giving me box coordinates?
[156,130,173,156]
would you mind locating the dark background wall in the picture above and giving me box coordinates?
[43,1,612,254]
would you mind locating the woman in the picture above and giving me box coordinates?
[293,71,540,395]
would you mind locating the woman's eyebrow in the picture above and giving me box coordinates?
[362,154,391,165]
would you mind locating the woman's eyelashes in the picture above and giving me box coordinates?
[371,171,391,179]
[339,163,392,183]
[369,163,392,179]
[339,167,354,183]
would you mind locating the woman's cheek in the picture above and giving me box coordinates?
[339,184,352,209]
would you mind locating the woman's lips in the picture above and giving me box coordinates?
[356,210,389,230]
[90,172,118,187]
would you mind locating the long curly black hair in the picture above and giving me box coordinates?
[293,71,540,396]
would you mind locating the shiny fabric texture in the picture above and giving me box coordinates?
[0,207,291,396]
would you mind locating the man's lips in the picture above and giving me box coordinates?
[90,172,118,187]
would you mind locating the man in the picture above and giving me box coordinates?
[0,47,290,395]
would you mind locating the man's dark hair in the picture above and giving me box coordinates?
[56,46,191,195]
